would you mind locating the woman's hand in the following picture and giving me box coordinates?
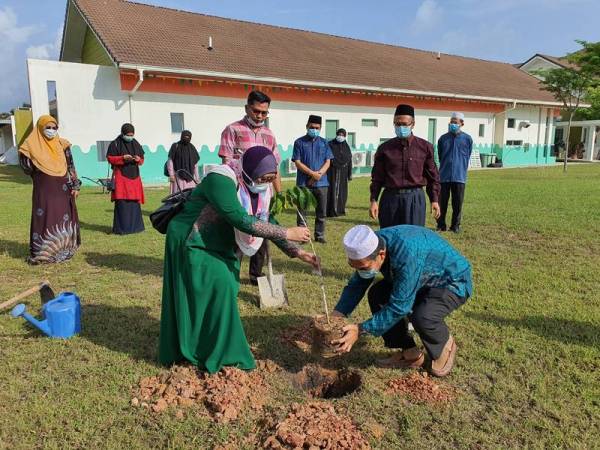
[123,154,133,162]
[297,249,320,270]
[71,190,79,199]
[286,226,310,243]
[331,324,360,353]
[169,175,176,183]
[134,155,141,163]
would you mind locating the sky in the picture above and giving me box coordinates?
[1,0,599,112]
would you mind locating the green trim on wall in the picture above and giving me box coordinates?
[72,142,557,186]
[81,27,113,66]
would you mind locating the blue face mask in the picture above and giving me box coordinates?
[122,134,134,142]
[307,128,320,139]
[357,268,378,279]
[394,126,412,139]
[449,123,461,134]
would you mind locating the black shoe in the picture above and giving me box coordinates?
[249,275,262,286]
[315,237,327,244]
[449,227,460,234]
[436,225,447,232]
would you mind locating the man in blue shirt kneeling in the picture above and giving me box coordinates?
[332,224,472,377]
[292,115,334,243]
[436,112,473,233]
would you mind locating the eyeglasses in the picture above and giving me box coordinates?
[256,175,277,184]
[248,107,269,116]
[45,126,58,130]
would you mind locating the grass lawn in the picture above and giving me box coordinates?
[0,163,599,449]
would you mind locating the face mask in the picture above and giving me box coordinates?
[246,115,264,127]
[335,135,346,143]
[307,128,320,139]
[449,123,461,134]
[395,126,412,139]
[247,183,270,194]
[357,268,378,279]
[122,134,134,142]
[43,129,57,139]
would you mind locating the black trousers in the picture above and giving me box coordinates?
[297,186,328,239]
[367,280,466,360]
[378,188,426,229]
[112,200,145,235]
[437,182,466,231]
[249,240,268,279]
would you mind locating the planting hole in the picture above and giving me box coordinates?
[292,364,362,399]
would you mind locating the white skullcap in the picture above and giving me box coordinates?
[451,112,465,120]
[343,225,379,260]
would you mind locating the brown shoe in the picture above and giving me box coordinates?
[430,336,457,377]
[376,348,425,369]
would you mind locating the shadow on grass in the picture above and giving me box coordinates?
[82,303,160,365]
[467,312,600,348]
[79,220,112,234]
[278,259,350,281]
[243,313,388,372]
[85,252,163,277]
[0,166,31,185]
[0,238,29,261]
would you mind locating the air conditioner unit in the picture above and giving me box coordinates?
[202,163,220,177]
[287,158,297,174]
[366,151,376,167]
[352,152,367,168]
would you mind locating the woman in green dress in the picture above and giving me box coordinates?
[160,146,317,373]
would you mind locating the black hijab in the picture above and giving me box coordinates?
[107,123,145,179]
[329,132,352,168]
[168,130,199,182]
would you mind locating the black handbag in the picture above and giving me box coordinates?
[149,169,197,234]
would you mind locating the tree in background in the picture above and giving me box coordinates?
[536,41,598,172]
[572,41,600,121]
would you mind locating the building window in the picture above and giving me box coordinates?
[427,118,437,144]
[478,124,485,137]
[506,140,523,146]
[361,119,378,127]
[325,119,339,141]
[170,113,185,133]
[507,118,516,129]
[47,81,58,122]
[96,141,112,162]
[347,132,356,149]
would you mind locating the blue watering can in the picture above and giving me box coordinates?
[11,292,81,339]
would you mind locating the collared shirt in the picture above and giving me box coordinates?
[370,135,440,202]
[334,225,473,336]
[437,131,473,183]
[218,118,280,174]
[292,135,334,188]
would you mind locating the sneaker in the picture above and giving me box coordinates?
[430,336,457,377]
[315,237,327,244]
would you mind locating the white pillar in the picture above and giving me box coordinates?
[584,125,595,161]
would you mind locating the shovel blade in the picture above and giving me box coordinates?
[257,274,288,309]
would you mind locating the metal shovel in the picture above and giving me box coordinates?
[257,246,288,309]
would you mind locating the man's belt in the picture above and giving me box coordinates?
[384,187,422,194]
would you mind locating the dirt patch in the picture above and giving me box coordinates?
[132,361,276,422]
[292,364,362,399]
[264,402,371,449]
[386,372,454,403]
[280,317,313,353]
[312,315,347,358]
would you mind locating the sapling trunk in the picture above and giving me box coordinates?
[296,208,330,324]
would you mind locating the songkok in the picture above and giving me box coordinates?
[451,112,465,121]
[394,104,414,117]
[343,225,379,260]
[308,115,322,125]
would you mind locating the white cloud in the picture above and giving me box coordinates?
[412,0,442,31]
[26,25,62,60]
[0,6,36,43]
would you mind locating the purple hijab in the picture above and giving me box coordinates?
[240,146,278,213]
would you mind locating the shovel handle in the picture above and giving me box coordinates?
[0,281,50,311]
[266,244,274,281]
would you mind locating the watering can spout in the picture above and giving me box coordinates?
[10,304,51,336]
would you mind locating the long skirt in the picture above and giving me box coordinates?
[112,200,145,235]
[159,234,255,374]
[28,171,80,264]
[326,165,350,217]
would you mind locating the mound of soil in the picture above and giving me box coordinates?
[264,402,371,449]
[280,317,313,353]
[386,372,454,403]
[292,364,362,399]
[133,362,274,422]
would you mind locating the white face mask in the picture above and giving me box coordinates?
[43,129,58,139]
[247,182,270,194]
[245,115,264,127]
[335,135,346,143]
